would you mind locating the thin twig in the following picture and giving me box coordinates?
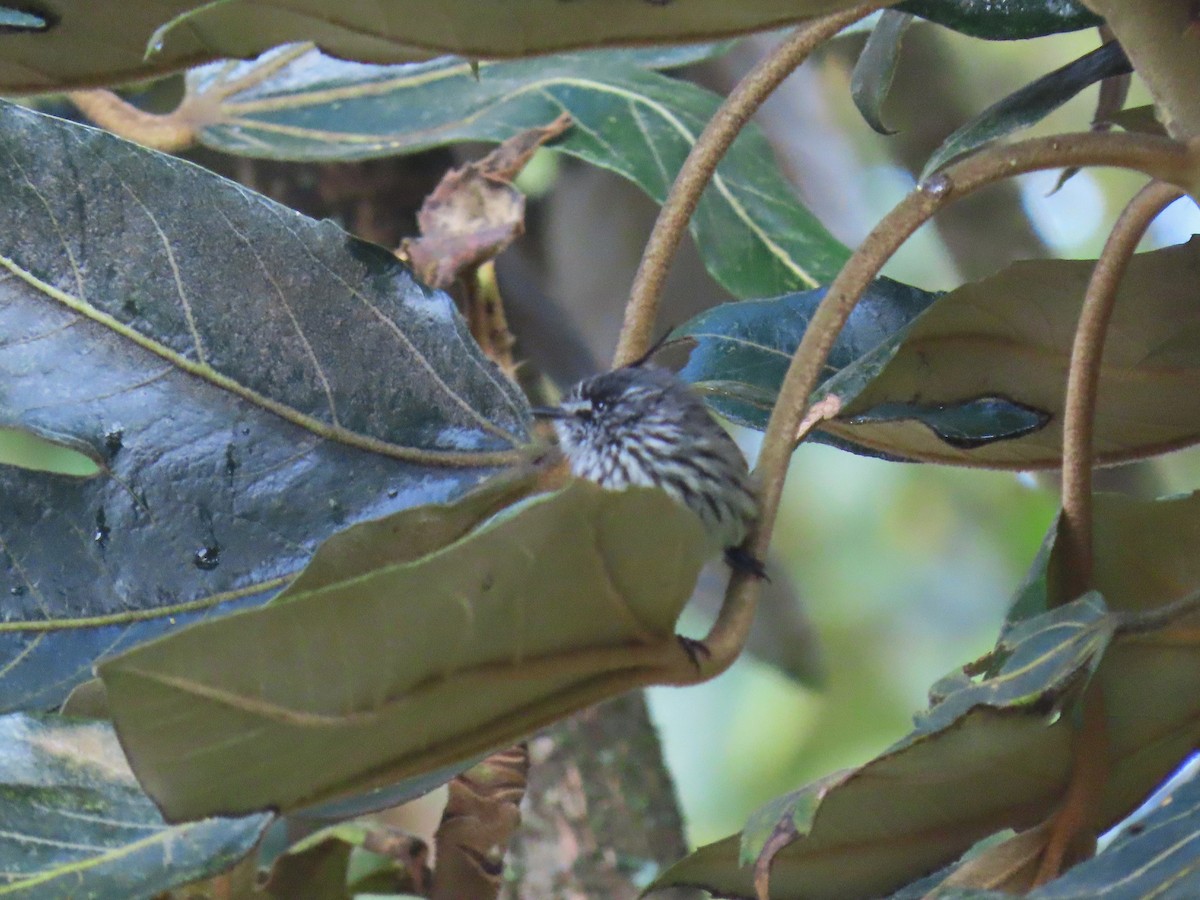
[1115,586,1200,637]
[611,2,887,369]
[677,130,1193,682]
[1059,181,1184,599]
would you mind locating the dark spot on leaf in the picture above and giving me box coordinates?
[93,508,110,549]
[122,297,139,317]
[845,396,1051,449]
[0,4,55,33]
[225,443,239,477]
[104,429,123,458]
[386,488,399,499]
[9,585,26,597]
[193,545,221,571]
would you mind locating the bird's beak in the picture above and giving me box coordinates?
[531,406,570,420]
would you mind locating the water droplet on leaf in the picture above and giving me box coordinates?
[93,508,110,549]
[919,173,953,198]
[193,545,221,570]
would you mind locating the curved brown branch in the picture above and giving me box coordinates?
[677,130,1195,683]
[1059,181,1184,599]
[1035,180,1184,886]
[611,2,887,369]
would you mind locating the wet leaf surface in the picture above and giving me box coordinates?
[99,480,710,822]
[0,101,531,711]
[188,44,851,298]
[896,0,1100,39]
[674,277,939,432]
[0,713,270,897]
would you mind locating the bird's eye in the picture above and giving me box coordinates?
[593,398,609,413]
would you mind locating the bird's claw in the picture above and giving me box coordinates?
[678,635,711,669]
[725,546,768,580]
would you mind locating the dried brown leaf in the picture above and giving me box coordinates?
[432,744,530,900]
[403,113,572,289]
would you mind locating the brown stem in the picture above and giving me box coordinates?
[67,90,198,152]
[688,130,1193,682]
[1033,688,1108,884]
[1058,181,1183,599]
[611,2,887,369]
[68,44,312,152]
[1024,179,1180,888]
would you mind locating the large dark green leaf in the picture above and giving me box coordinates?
[896,0,1101,39]
[0,100,532,712]
[1030,767,1200,897]
[186,45,851,297]
[674,277,939,433]
[923,41,1132,178]
[0,712,270,897]
[684,239,1200,468]
[0,0,872,94]
[98,480,710,822]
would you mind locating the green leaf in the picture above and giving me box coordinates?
[916,593,1113,731]
[98,479,710,822]
[923,41,1132,178]
[262,820,424,897]
[654,595,1116,899]
[656,484,1200,899]
[674,277,939,432]
[821,238,1200,468]
[260,823,358,900]
[1027,767,1200,897]
[0,713,270,897]
[850,10,914,135]
[1108,103,1167,136]
[188,45,851,297]
[1008,491,1200,628]
[0,100,531,712]
[0,0,874,94]
[896,0,1101,39]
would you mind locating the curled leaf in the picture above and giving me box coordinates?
[850,10,914,135]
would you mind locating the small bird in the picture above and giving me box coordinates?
[532,364,765,577]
